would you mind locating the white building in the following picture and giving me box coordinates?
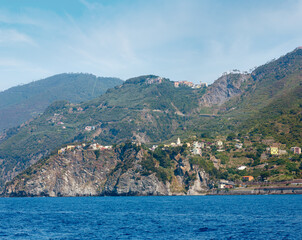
[235,143,243,149]
[193,141,203,148]
[192,147,202,155]
[216,140,223,147]
[237,166,247,171]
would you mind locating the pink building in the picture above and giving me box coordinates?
[291,147,301,154]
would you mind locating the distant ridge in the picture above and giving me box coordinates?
[0,73,123,131]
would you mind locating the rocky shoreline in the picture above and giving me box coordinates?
[3,187,302,197]
[208,187,302,195]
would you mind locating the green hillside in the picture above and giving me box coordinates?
[1,49,302,191]
[0,73,123,131]
[224,48,302,120]
[0,75,206,188]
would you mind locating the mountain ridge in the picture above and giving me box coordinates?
[0,73,123,131]
[0,48,302,193]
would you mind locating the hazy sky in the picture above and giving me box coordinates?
[1,0,302,91]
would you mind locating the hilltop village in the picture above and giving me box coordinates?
[150,136,301,189]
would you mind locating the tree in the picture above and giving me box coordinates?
[226,133,236,141]
[260,171,270,181]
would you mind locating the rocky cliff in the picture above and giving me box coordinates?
[200,73,249,106]
[3,143,210,197]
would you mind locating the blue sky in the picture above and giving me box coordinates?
[1,0,302,91]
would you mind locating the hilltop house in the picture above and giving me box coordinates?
[291,147,301,154]
[173,81,203,89]
[199,82,208,87]
[270,147,279,155]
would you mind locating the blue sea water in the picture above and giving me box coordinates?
[0,195,301,239]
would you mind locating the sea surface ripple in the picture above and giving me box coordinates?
[0,195,301,239]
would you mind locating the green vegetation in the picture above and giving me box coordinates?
[0,73,122,131]
[1,49,302,189]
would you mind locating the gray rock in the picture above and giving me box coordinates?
[201,73,249,106]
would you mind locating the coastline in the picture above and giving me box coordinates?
[207,186,302,195]
[2,188,302,197]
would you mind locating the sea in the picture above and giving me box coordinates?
[0,195,301,239]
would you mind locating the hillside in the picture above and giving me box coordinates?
[0,75,207,189]
[1,48,302,193]
[0,73,123,131]
[224,48,302,120]
[194,48,302,138]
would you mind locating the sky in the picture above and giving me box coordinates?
[1,0,302,91]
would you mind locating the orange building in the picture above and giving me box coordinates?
[242,176,254,181]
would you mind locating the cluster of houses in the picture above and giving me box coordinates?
[192,141,204,155]
[149,136,301,159]
[48,113,66,129]
[191,140,227,155]
[173,81,208,89]
[269,145,301,155]
[218,176,255,189]
[160,137,183,148]
[150,138,229,156]
[58,143,112,154]
[269,144,287,155]
[218,179,235,189]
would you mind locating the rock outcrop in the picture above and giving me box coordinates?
[201,73,250,106]
[2,144,210,197]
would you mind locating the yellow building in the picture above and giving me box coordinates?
[270,147,279,155]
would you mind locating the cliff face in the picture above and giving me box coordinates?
[200,73,250,106]
[3,145,210,197]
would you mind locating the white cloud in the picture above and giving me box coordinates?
[78,0,103,11]
[0,29,36,45]
[1,0,302,90]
